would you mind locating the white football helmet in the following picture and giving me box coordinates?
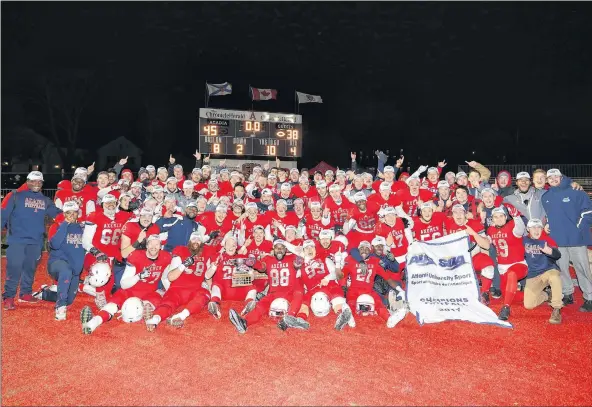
[88,263,112,288]
[356,294,376,316]
[269,298,289,318]
[310,292,331,317]
[121,297,144,323]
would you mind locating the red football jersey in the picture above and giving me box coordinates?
[212,253,257,288]
[170,245,215,289]
[412,212,447,242]
[348,206,378,233]
[199,212,234,246]
[374,219,409,257]
[395,188,435,217]
[367,193,402,213]
[487,220,525,265]
[303,214,333,240]
[314,240,346,260]
[342,256,390,291]
[323,196,355,226]
[291,185,318,206]
[121,221,160,247]
[54,189,96,221]
[241,216,266,239]
[261,256,301,294]
[86,211,129,261]
[301,257,336,291]
[127,250,173,291]
[371,180,407,194]
[265,211,299,237]
[245,239,273,259]
[444,218,485,244]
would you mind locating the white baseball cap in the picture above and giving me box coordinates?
[164,194,177,202]
[516,172,531,180]
[527,218,544,228]
[216,204,228,212]
[183,180,195,189]
[315,181,327,189]
[329,184,341,192]
[166,177,177,184]
[27,171,44,181]
[276,199,288,207]
[371,236,386,246]
[62,201,79,212]
[437,181,450,189]
[547,169,562,177]
[382,206,397,216]
[245,202,258,210]
[102,194,117,204]
[383,166,395,173]
[452,204,466,212]
[319,229,334,239]
[379,182,392,192]
[261,188,272,196]
[492,206,507,215]
[336,170,346,177]
[280,183,292,190]
[427,167,438,174]
[358,241,371,249]
[303,240,316,249]
[456,171,468,179]
[481,188,497,197]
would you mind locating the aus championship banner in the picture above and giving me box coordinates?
[406,232,512,328]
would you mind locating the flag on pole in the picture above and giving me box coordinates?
[206,82,232,96]
[296,91,322,104]
[251,87,278,101]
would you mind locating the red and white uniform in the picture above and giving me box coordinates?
[412,212,447,242]
[367,193,402,213]
[210,253,258,302]
[371,180,407,194]
[303,214,333,241]
[487,220,526,271]
[121,221,160,256]
[54,188,96,221]
[323,197,355,226]
[301,256,344,305]
[292,185,318,206]
[374,219,411,265]
[199,213,234,247]
[152,246,214,321]
[241,217,263,240]
[265,211,299,238]
[345,207,379,250]
[83,211,129,262]
[395,188,435,217]
[444,218,494,274]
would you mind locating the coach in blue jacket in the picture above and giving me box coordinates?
[542,168,592,312]
[1,171,61,310]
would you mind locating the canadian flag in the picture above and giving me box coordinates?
[251,87,278,101]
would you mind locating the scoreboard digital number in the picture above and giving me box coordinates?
[198,108,303,157]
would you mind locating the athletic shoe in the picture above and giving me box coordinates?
[283,315,310,330]
[490,287,502,299]
[277,318,289,331]
[166,317,184,328]
[55,306,67,321]
[229,309,247,334]
[18,294,39,303]
[80,305,94,335]
[549,308,562,324]
[208,301,221,319]
[334,305,353,331]
[544,286,552,305]
[94,291,107,310]
[480,291,490,306]
[255,285,270,301]
[579,300,592,312]
[498,305,511,321]
[3,298,16,311]
[563,294,574,305]
[143,302,155,321]
[387,308,407,328]
[33,285,48,300]
[241,300,257,316]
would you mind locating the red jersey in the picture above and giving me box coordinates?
[218,181,234,198]
[199,212,234,246]
[241,216,265,239]
[314,240,346,260]
[245,239,273,259]
[85,211,129,261]
[396,188,435,217]
[367,193,402,213]
[412,212,447,242]
[323,196,355,226]
[374,219,409,258]
[421,179,440,195]
[170,245,215,289]
[212,253,257,288]
[487,221,525,265]
[371,180,407,194]
[121,221,160,249]
[291,185,318,206]
[126,249,172,291]
[444,218,485,244]
[265,211,299,237]
[342,256,390,291]
[303,214,333,240]
[308,193,329,208]
[54,188,96,221]
[348,207,378,233]
[301,257,336,291]
[261,256,301,294]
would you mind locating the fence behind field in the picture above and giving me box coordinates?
[1,189,58,201]
[457,164,592,178]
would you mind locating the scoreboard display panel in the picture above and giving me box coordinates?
[198,108,303,157]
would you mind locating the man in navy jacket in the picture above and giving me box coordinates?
[1,171,61,310]
[542,169,592,312]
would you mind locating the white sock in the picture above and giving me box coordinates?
[87,316,103,332]
[174,309,190,321]
[145,315,161,325]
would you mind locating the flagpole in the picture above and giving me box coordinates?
[294,91,297,114]
[249,85,254,111]
[205,82,209,108]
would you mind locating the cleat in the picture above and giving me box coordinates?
[241,300,257,316]
[549,308,562,324]
[166,317,185,328]
[143,302,155,321]
[481,291,490,306]
[33,285,48,300]
[3,298,16,311]
[544,286,553,305]
[80,306,94,335]
[490,287,502,299]
[277,319,289,331]
[229,309,247,334]
[55,306,67,321]
[18,294,39,303]
[335,305,353,331]
[388,290,398,312]
[208,301,221,319]
[283,315,310,330]
[579,299,592,312]
[498,305,511,321]
[94,291,107,309]
[387,308,407,328]
[562,294,574,305]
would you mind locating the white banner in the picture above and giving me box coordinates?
[199,108,302,124]
[296,91,323,104]
[406,232,512,328]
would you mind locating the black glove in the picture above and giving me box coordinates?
[299,216,307,226]
[208,230,220,240]
[128,200,140,211]
[183,256,195,267]
[334,225,343,235]
[138,268,151,280]
[385,251,395,262]
[90,247,108,262]
[402,218,410,228]
[132,240,145,249]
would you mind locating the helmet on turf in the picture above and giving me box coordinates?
[310,292,331,317]
[356,294,376,316]
[121,297,144,323]
[88,262,112,288]
[269,298,289,318]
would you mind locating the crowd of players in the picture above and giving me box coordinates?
[2,151,591,334]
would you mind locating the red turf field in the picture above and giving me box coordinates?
[2,254,591,406]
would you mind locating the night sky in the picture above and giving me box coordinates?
[3,2,592,171]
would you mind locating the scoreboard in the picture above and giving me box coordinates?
[198,108,303,157]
